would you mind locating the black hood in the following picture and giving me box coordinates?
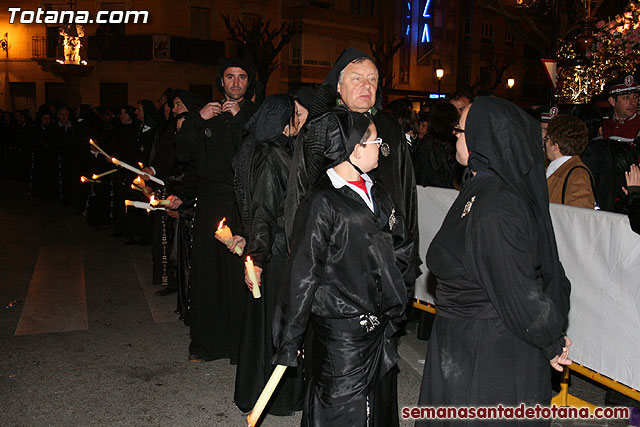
[172,90,206,113]
[215,57,257,100]
[309,47,382,118]
[138,99,160,129]
[244,93,294,142]
[323,105,371,169]
[290,86,316,112]
[466,96,571,325]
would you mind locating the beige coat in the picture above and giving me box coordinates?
[547,156,596,209]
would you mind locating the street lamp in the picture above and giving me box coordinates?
[507,78,515,100]
[435,66,444,96]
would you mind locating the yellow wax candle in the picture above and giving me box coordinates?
[149,196,171,207]
[244,256,261,299]
[247,364,287,427]
[214,218,243,255]
[91,168,118,179]
[88,139,109,158]
[131,184,143,192]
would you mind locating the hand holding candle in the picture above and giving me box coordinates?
[247,365,287,426]
[214,217,244,255]
[124,200,165,211]
[88,139,111,159]
[149,195,171,207]
[111,157,165,186]
[244,256,262,299]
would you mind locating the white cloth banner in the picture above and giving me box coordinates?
[415,186,640,391]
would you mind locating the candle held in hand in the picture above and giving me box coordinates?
[247,365,287,426]
[214,217,243,255]
[91,168,118,180]
[244,256,261,299]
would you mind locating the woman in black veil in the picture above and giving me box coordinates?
[417,97,572,426]
[233,94,305,416]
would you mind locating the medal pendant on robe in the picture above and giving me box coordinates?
[380,142,390,157]
[388,208,397,230]
[204,128,212,137]
[461,196,476,218]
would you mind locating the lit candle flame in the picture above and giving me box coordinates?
[80,176,87,183]
[133,176,144,185]
[217,217,227,230]
[91,174,99,180]
[89,139,94,145]
[246,256,252,262]
[149,195,158,206]
[138,162,144,169]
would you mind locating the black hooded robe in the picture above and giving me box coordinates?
[273,108,414,427]
[176,99,257,362]
[233,95,305,415]
[417,97,570,426]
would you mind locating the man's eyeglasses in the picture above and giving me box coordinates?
[453,127,465,135]
[362,137,383,146]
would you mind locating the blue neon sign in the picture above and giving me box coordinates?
[421,0,431,43]
[417,0,434,59]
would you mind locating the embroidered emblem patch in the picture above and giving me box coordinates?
[388,208,397,230]
[380,142,390,157]
[360,314,380,333]
[549,106,559,118]
[625,75,634,86]
[461,196,476,218]
[204,128,212,137]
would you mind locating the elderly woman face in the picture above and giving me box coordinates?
[455,104,471,166]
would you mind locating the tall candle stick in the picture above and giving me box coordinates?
[244,256,262,299]
[91,168,118,179]
[131,184,143,192]
[124,200,165,211]
[214,217,244,255]
[88,139,111,159]
[111,157,165,186]
[247,365,287,426]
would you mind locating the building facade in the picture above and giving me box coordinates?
[0,0,547,113]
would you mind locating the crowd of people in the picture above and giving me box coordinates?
[3,47,640,426]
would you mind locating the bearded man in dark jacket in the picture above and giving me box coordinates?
[175,58,258,363]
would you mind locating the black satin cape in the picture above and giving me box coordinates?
[273,108,413,426]
[273,172,412,426]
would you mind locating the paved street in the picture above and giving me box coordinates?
[0,179,629,426]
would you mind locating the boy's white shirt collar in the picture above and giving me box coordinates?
[326,167,374,212]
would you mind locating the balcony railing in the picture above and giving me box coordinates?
[32,36,64,59]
